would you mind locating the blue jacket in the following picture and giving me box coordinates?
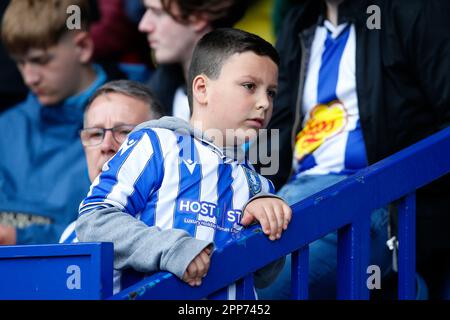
[0,65,108,244]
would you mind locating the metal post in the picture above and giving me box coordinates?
[398,192,416,300]
[291,246,309,300]
[337,213,371,300]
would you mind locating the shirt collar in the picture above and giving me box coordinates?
[323,20,350,39]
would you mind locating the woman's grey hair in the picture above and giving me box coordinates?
[84,80,164,125]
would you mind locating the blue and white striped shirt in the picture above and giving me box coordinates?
[78,122,275,298]
[294,21,368,177]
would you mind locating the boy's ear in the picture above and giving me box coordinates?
[192,74,208,106]
[72,31,94,64]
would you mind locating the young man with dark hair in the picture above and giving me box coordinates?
[76,28,291,298]
[139,0,250,120]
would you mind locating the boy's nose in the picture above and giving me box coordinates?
[256,93,271,111]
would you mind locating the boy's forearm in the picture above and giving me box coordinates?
[76,207,213,278]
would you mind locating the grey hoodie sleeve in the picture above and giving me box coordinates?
[76,207,213,279]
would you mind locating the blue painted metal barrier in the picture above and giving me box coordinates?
[113,126,450,300]
[0,126,449,299]
[0,243,113,300]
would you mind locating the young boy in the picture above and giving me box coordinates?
[76,28,291,298]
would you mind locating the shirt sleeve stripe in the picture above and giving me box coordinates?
[79,129,160,217]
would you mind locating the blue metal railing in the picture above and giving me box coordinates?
[111,125,450,300]
[1,126,449,299]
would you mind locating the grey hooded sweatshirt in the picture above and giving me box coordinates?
[76,116,285,291]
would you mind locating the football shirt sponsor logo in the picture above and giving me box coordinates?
[295,100,347,161]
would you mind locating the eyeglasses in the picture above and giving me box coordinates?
[80,124,136,147]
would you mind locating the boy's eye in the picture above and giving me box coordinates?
[242,83,256,91]
[268,90,277,99]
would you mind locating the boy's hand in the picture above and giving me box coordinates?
[182,246,212,287]
[241,197,292,241]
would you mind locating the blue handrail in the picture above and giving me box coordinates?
[111,125,450,300]
[0,126,449,299]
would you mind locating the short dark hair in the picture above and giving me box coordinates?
[187,28,280,112]
[161,0,249,29]
[84,80,164,125]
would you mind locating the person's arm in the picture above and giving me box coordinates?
[240,193,292,289]
[76,129,212,279]
[77,207,211,278]
[241,197,292,242]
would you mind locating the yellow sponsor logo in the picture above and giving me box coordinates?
[295,100,347,161]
